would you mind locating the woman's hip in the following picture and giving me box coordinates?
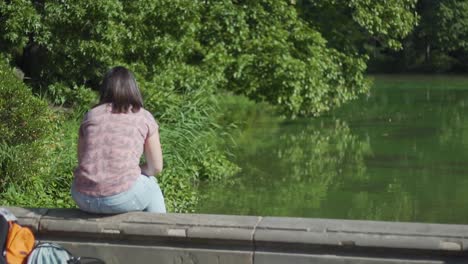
[71,175,163,214]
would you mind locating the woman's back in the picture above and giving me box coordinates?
[73,103,158,197]
[71,66,165,214]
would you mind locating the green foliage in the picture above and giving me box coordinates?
[0,57,64,206]
[142,77,239,212]
[0,0,419,211]
[368,0,468,73]
[298,0,418,52]
[1,118,79,208]
[347,0,419,49]
[198,0,377,116]
[0,0,418,116]
[0,58,53,145]
[34,0,126,85]
[47,83,98,117]
[436,0,468,52]
[0,0,40,58]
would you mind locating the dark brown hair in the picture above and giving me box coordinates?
[99,66,143,113]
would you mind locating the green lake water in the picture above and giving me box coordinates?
[197,75,468,224]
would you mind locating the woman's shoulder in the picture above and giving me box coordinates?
[90,104,108,114]
[138,107,156,120]
[138,108,159,133]
[81,104,109,122]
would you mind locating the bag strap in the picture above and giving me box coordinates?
[0,216,7,264]
[76,257,106,264]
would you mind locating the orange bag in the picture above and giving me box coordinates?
[5,222,35,264]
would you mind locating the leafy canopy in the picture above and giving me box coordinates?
[0,0,418,116]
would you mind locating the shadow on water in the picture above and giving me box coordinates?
[198,75,468,224]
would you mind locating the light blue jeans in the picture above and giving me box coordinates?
[71,175,166,214]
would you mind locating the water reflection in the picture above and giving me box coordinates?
[198,118,371,217]
[330,76,468,223]
[198,75,468,224]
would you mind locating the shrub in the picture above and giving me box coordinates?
[0,118,79,208]
[0,57,56,201]
[0,59,54,145]
[47,83,98,117]
[142,75,240,212]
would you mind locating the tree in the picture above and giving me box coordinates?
[436,0,468,52]
[297,0,418,53]
[0,0,418,116]
[367,0,468,73]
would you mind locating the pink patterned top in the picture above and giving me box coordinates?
[73,104,158,197]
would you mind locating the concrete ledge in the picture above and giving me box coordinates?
[256,217,468,253]
[5,207,468,264]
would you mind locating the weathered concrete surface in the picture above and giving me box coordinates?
[5,207,468,264]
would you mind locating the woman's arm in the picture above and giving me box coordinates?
[76,125,84,163]
[141,130,163,176]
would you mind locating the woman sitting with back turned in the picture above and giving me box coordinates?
[71,66,166,214]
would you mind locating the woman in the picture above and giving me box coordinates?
[71,66,166,213]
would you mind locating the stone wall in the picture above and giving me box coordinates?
[6,207,468,264]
